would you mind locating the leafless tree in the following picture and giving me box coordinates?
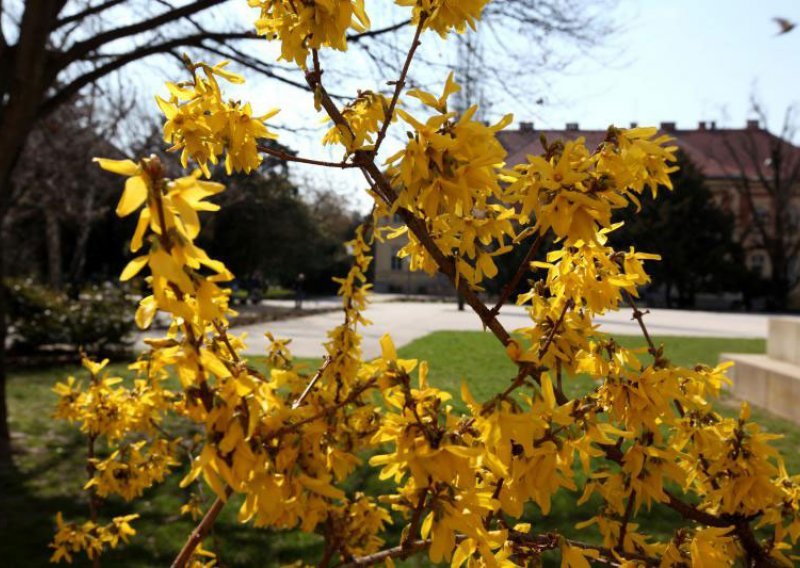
[715,101,800,310]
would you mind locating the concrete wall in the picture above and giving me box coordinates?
[722,316,800,423]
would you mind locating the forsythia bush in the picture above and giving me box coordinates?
[51,2,800,567]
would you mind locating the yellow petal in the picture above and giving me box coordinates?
[94,157,140,176]
[131,208,151,252]
[120,255,149,281]
[380,334,397,360]
[116,176,148,217]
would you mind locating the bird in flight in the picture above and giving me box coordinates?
[773,17,796,35]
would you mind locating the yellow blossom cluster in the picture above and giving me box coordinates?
[50,352,177,562]
[396,0,491,36]
[50,1,800,567]
[248,0,369,67]
[50,513,138,563]
[383,73,515,287]
[505,128,678,243]
[323,90,393,154]
[86,438,180,501]
[157,59,278,176]
[53,356,171,440]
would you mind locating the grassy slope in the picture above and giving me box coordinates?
[3,332,790,567]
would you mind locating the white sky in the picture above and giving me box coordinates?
[124,0,800,212]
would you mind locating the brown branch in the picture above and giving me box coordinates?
[483,478,505,529]
[338,529,661,568]
[337,539,430,568]
[617,489,635,552]
[734,519,771,566]
[279,376,379,436]
[318,520,338,568]
[256,145,357,169]
[145,160,214,410]
[171,488,232,568]
[372,17,426,154]
[304,42,577,417]
[480,299,573,413]
[347,20,411,43]
[401,489,429,550]
[663,490,734,528]
[490,232,544,316]
[291,356,334,410]
[602,443,747,532]
[621,289,687,416]
[621,290,657,357]
[53,0,127,30]
[538,298,574,360]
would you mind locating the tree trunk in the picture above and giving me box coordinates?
[0,201,10,469]
[0,0,63,466]
[45,208,62,289]
[68,186,97,287]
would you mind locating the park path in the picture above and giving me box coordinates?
[137,296,768,360]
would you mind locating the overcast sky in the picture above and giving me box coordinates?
[126,0,800,211]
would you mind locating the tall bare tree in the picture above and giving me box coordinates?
[0,0,267,467]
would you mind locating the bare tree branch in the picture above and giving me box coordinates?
[42,31,256,118]
[53,0,128,30]
[59,0,227,69]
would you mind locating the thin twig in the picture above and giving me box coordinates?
[337,539,430,568]
[212,321,241,363]
[292,356,334,409]
[483,478,505,529]
[621,290,656,357]
[537,298,574,360]
[278,376,379,436]
[257,144,357,169]
[617,489,636,552]
[372,17,426,154]
[621,290,685,416]
[490,233,544,316]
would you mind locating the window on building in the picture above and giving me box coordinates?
[391,249,404,271]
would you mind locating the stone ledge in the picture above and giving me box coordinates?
[767,317,800,366]
[720,353,800,424]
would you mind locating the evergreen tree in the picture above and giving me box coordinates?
[610,151,746,308]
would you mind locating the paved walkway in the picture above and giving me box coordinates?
[137,296,768,359]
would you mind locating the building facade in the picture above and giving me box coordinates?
[373,213,452,295]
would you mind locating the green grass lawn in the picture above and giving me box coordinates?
[3,331,791,567]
